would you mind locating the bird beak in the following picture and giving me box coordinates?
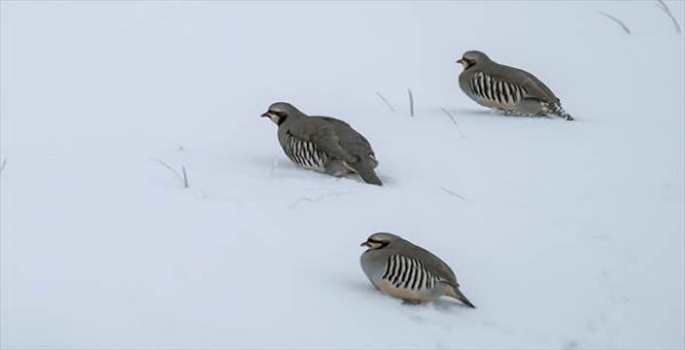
[260,112,271,118]
[456,59,464,65]
[360,241,370,247]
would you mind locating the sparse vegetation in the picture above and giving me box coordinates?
[599,11,632,35]
[440,107,466,139]
[408,88,415,117]
[375,91,396,112]
[655,0,681,35]
[440,186,470,202]
[152,158,190,189]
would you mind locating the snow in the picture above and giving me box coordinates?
[1,1,683,349]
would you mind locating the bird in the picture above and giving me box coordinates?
[261,102,382,186]
[456,50,573,121]
[360,232,475,308]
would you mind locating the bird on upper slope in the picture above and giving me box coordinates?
[261,102,382,186]
[456,50,573,121]
[360,232,475,308]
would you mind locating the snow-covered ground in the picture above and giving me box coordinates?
[1,1,683,349]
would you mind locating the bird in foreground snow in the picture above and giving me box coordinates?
[261,102,382,186]
[360,232,475,308]
[457,50,573,121]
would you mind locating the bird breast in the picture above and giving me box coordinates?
[363,253,449,301]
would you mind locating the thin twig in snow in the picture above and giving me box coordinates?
[181,165,189,188]
[598,11,632,35]
[151,158,190,189]
[440,186,470,203]
[408,88,415,117]
[655,0,682,35]
[440,107,466,139]
[375,92,396,112]
[0,158,6,174]
[289,191,352,209]
[152,158,183,180]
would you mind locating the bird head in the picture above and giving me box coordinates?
[361,232,402,250]
[457,50,490,70]
[261,102,303,126]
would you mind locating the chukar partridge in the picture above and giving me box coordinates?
[457,50,573,120]
[360,232,475,307]
[261,102,382,186]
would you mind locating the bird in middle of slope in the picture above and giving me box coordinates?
[261,102,382,186]
[456,50,573,121]
[360,232,476,308]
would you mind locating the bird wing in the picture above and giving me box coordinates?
[488,63,559,103]
[325,118,375,159]
[313,116,375,164]
[397,244,459,286]
[285,117,354,162]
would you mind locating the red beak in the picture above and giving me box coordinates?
[360,241,370,247]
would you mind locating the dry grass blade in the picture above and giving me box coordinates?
[440,186,470,202]
[152,158,183,181]
[408,88,415,117]
[440,107,466,139]
[151,158,189,189]
[182,165,190,189]
[655,0,682,34]
[598,11,632,35]
[375,91,396,112]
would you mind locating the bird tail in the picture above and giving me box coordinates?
[356,166,383,186]
[446,286,476,308]
[346,160,382,186]
[547,102,574,121]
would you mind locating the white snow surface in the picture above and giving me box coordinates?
[1,1,684,349]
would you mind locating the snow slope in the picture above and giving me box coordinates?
[1,1,683,349]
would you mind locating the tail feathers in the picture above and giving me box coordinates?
[349,162,382,186]
[447,287,476,308]
[547,102,574,121]
[357,167,382,186]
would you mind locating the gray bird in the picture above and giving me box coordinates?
[360,232,475,307]
[457,50,573,121]
[261,102,382,186]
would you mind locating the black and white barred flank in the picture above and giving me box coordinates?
[282,131,329,171]
[380,254,447,291]
[469,71,573,120]
[469,71,527,105]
